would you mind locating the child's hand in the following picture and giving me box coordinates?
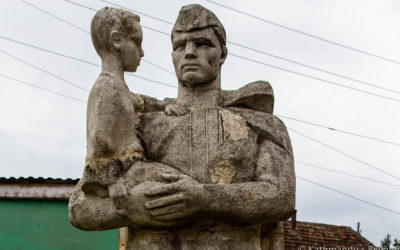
[165,103,189,116]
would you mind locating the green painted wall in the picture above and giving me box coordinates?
[0,200,117,250]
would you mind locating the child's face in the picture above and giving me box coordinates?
[120,23,144,72]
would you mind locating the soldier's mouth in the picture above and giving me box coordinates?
[182,63,200,69]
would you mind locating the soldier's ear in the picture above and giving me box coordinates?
[220,46,227,65]
[110,30,122,50]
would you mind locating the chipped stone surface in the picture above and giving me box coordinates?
[69,4,295,250]
[219,109,249,141]
[210,154,236,184]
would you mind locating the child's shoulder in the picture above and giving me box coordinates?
[92,73,127,91]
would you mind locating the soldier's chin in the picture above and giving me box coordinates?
[180,73,209,87]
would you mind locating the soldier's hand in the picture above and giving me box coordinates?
[144,174,205,221]
[165,103,189,116]
[110,181,186,227]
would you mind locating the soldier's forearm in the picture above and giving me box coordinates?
[202,181,295,224]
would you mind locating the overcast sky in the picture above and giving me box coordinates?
[0,0,399,245]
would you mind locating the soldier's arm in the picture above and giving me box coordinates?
[201,138,295,223]
[144,117,295,224]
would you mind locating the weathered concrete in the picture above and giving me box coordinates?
[69,4,295,250]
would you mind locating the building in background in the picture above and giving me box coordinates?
[0,177,117,250]
[283,220,375,249]
[0,177,375,249]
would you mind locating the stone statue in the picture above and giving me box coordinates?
[69,5,295,250]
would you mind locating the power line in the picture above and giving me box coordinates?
[21,0,89,35]
[127,73,176,89]
[288,127,400,181]
[0,49,89,92]
[88,1,400,103]
[100,0,174,25]
[2,34,398,150]
[4,35,400,149]
[205,0,400,66]
[296,161,400,188]
[297,176,400,215]
[278,114,400,147]
[64,0,96,12]
[228,41,400,95]
[0,35,177,89]
[231,52,400,103]
[66,0,171,37]
[142,60,174,75]
[60,0,173,71]
[0,73,86,103]
[22,0,174,76]
[0,35,99,66]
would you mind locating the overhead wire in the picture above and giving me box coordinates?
[0,35,177,89]
[0,50,89,92]
[278,114,400,147]
[205,0,400,66]
[3,33,399,148]
[0,73,86,103]
[0,35,99,66]
[22,0,175,76]
[21,0,89,35]
[296,161,400,188]
[228,41,400,95]
[297,176,400,216]
[230,53,400,103]
[98,0,400,96]
[2,53,398,190]
[288,127,400,181]
[10,0,400,148]
[9,1,400,147]
[4,49,398,189]
[100,0,175,25]
[64,0,171,38]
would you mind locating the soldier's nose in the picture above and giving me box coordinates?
[184,42,197,59]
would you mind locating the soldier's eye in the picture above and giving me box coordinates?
[197,42,209,47]
[173,43,185,51]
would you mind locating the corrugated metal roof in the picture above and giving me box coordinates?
[0,177,80,200]
[0,177,79,184]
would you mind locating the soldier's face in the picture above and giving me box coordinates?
[172,28,225,87]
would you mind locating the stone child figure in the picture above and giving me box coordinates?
[69,4,296,250]
[86,7,144,175]
[84,7,181,189]
[69,6,182,229]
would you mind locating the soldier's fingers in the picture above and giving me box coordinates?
[160,173,181,182]
[145,183,179,197]
[149,202,186,217]
[145,193,185,209]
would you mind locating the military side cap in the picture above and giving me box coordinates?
[172,4,226,45]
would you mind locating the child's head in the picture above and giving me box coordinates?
[91,7,144,72]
